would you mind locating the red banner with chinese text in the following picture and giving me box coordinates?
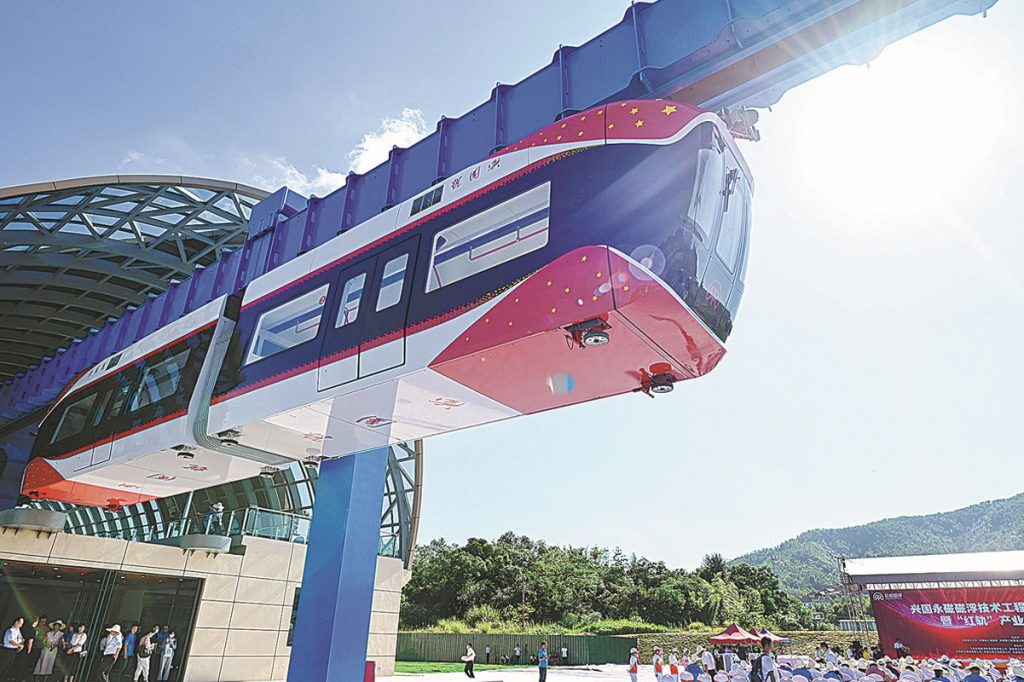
[872,588,1024,660]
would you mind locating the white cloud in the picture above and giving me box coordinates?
[119,149,166,169]
[242,156,348,196]
[240,108,431,197]
[347,107,429,174]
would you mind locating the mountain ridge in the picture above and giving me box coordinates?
[731,492,1024,595]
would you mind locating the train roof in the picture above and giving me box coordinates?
[60,295,230,400]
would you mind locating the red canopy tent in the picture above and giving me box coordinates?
[708,624,760,645]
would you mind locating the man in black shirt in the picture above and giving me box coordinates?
[15,616,39,682]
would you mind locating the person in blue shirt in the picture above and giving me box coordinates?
[118,624,139,675]
[963,663,989,682]
[933,665,953,682]
[537,641,548,682]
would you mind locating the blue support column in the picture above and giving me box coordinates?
[288,447,389,681]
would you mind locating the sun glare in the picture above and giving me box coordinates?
[782,36,1006,226]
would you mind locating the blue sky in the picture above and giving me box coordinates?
[2,2,1022,568]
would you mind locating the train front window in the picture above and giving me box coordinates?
[715,164,750,273]
[245,284,329,364]
[49,392,98,445]
[686,132,725,241]
[128,348,191,412]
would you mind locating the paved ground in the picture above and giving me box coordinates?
[381,664,635,680]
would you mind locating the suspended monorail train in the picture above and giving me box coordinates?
[23,100,753,508]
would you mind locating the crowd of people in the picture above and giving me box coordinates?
[625,636,1024,682]
[0,616,178,682]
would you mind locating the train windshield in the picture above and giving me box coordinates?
[687,140,725,241]
[715,161,751,274]
[49,392,98,445]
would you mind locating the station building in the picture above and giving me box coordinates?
[0,177,423,681]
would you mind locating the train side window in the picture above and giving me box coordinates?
[335,273,367,328]
[91,378,132,428]
[411,186,443,216]
[375,254,409,311]
[245,284,330,364]
[128,348,192,413]
[49,392,99,445]
[425,182,551,292]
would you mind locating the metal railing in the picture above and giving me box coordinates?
[59,503,409,558]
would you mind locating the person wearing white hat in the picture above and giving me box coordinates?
[962,662,988,682]
[33,620,65,677]
[670,648,682,682]
[98,624,123,682]
[629,647,641,682]
[654,647,666,681]
[1006,663,1024,682]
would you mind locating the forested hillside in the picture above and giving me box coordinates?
[733,493,1024,595]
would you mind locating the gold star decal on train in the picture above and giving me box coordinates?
[661,105,678,115]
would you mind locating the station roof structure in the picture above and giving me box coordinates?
[842,551,1024,586]
[0,175,267,383]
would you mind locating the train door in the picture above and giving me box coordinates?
[86,371,135,467]
[359,236,420,377]
[317,258,378,391]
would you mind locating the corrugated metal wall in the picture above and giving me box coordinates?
[396,633,636,665]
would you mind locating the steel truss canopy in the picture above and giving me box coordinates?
[0,0,997,425]
[0,175,267,383]
[841,551,1024,587]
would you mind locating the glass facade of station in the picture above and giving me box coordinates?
[0,560,201,681]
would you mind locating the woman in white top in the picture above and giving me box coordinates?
[33,620,66,676]
[670,649,682,682]
[60,624,87,682]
